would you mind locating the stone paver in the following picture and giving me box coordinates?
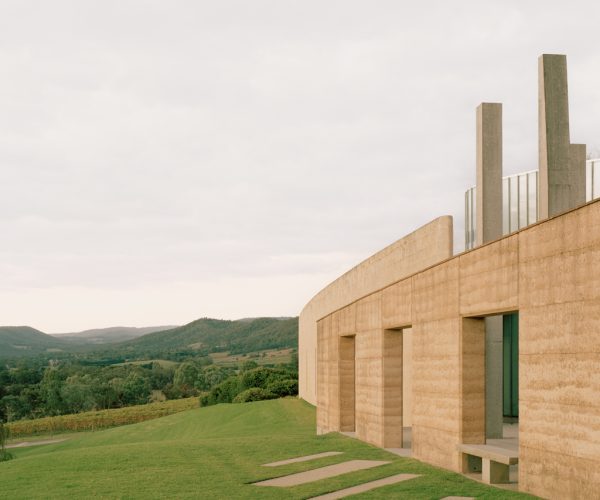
[441,497,475,500]
[254,460,390,487]
[263,451,343,467]
[309,473,420,499]
[440,497,475,500]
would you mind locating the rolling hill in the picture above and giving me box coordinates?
[0,326,69,358]
[50,325,179,344]
[0,318,298,361]
[112,317,298,357]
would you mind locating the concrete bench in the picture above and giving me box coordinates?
[457,443,518,484]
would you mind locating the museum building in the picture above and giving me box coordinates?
[298,54,600,499]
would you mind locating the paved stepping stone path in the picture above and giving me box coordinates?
[308,473,421,499]
[262,451,343,467]
[441,497,475,499]
[254,460,390,487]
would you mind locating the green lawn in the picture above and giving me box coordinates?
[1,398,534,499]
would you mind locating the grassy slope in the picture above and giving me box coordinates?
[1,399,534,499]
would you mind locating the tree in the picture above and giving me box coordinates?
[61,375,97,413]
[266,379,298,397]
[39,368,65,416]
[195,365,232,392]
[122,372,151,405]
[232,388,276,403]
[200,377,241,406]
[173,362,200,395]
[240,360,258,372]
[0,420,13,462]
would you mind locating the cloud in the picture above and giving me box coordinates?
[1,0,599,330]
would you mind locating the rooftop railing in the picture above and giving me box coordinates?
[465,159,600,250]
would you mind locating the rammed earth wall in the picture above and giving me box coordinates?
[314,199,600,499]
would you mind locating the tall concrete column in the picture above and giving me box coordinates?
[539,54,572,219]
[475,102,504,439]
[570,143,587,207]
[476,103,503,246]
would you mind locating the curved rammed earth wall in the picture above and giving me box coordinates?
[298,216,454,405]
[313,198,600,499]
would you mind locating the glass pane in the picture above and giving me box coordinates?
[472,188,476,247]
[528,172,537,224]
[465,188,477,249]
[502,177,509,234]
[586,161,593,202]
[519,174,528,228]
[510,176,519,232]
[471,188,476,244]
[464,192,469,249]
[592,161,600,199]
[465,191,471,249]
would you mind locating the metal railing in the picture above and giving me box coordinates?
[465,159,600,250]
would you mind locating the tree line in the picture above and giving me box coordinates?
[0,355,298,423]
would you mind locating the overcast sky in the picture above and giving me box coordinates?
[1,1,599,332]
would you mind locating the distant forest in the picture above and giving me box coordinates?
[0,317,298,422]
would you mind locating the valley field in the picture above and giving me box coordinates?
[1,398,533,499]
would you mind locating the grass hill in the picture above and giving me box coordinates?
[112,317,298,358]
[0,326,69,358]
[49,325,179,344]
[2,399,530,499]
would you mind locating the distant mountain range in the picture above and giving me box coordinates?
[114,317,298,357]
[49,326,179,344]
[0,326,68,358]
[0,317,298,360]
